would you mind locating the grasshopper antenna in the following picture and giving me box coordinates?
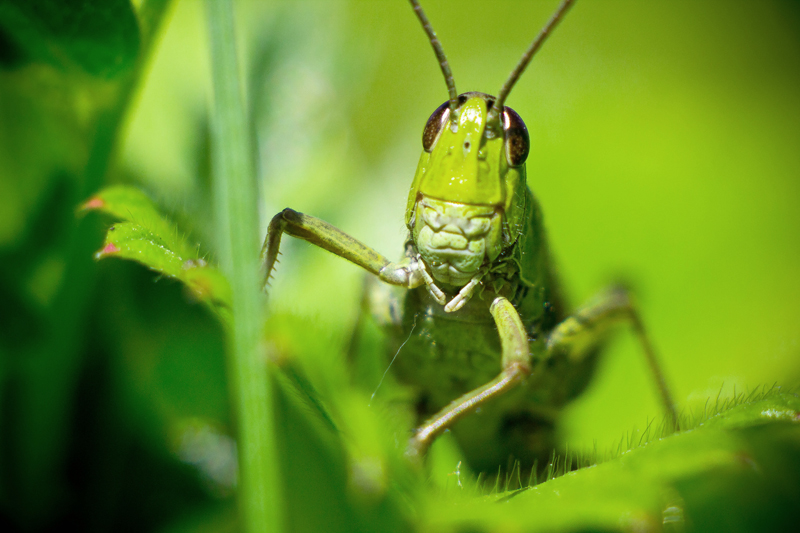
[408,0,459,124]
[487,0,576,130]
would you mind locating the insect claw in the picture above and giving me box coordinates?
[444,297,465,313]
[444,274,483,312]
[428,287,447,305]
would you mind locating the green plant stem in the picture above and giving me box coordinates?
[206,1,282,532]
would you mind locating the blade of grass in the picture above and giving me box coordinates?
[206,1,283,532]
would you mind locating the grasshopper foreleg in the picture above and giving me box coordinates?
[545,286,680,430]
[261,208,424,289]
[407,296,531,459]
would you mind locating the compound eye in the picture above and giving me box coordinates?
[422,101,450,152]
[503,106,530,166]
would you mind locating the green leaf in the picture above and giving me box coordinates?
[82,185,199,260]
[86,186,232,313]
[0,0,139,77]
[698,390,800,430]
[0,0,177,527]
[95,221,230,311]
[423,389,800,533]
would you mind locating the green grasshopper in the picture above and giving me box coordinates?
[262,0,678,473]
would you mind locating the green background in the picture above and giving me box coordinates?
[1,0,798,530]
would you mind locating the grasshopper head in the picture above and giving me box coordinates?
[405,0,573,289]
[405,93,530,287]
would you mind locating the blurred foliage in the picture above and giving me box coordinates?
[0,0,799,532]
[83,186,232,316]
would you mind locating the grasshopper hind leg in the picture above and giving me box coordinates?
[545,285,680,430]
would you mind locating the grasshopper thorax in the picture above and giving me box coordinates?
[406,93,530,288]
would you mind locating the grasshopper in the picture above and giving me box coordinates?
[262,0,678,473]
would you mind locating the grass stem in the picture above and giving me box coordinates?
[206,1,283,531]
